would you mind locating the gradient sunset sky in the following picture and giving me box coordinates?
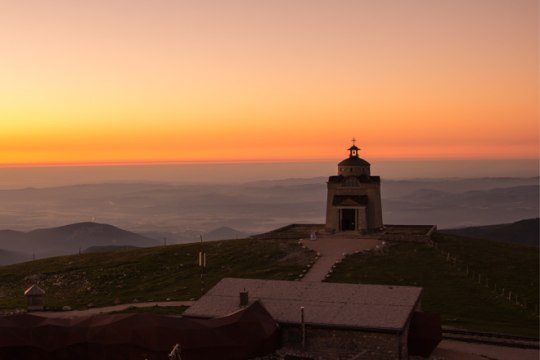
[1,0,538,167]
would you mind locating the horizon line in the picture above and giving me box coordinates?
[1,156,539,169]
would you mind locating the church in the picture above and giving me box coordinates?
[325,140,383,233]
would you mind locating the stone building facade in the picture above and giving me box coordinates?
[184,278,424,360]
[325,142,383,233]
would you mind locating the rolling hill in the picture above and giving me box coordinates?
[441,218,539,246]
[0,249,32,266]
[0,222,158,258]
[0,238,315,309]
[203,226,250,241]
[0,228,537,337]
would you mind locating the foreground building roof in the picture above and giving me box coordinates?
[184,278,422,333]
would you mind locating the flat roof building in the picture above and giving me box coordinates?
[184,278,426,359]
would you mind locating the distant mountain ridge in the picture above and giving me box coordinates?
[0,222,158,259]
[0,249,32,266]
[203,226,250,241]
[0,177,538,235]
[441,218,539,246]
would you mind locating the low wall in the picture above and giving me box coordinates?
[381,225,437,243]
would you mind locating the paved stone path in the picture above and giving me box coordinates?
[300,233,383,282]
[32,301,195,318]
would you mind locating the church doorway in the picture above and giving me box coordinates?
[341,209,356,231]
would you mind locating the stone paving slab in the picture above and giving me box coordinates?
[300,234,383,282]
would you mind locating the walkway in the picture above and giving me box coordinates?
[32,301,195,318]
[416,340,540,360]
[300,233,383,282]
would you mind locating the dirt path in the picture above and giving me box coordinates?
[32,301,194,318]
[300,234,383,282]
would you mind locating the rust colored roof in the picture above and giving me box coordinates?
[184,278,422,333]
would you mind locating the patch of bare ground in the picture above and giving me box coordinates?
[277,246,313,265]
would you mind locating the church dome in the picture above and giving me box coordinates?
[337,140,371,177]
[338,157,370,167]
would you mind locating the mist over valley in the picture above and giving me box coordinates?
[0,176,537,263]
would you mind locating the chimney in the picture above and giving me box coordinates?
[239,289,249,307]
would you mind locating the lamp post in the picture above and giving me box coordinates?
[198,235,207,294]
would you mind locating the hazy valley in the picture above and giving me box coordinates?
[0,176,538,263]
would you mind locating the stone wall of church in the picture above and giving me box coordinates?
[325,183,338,232]
[325,181,383,233]
[357,206,367,231]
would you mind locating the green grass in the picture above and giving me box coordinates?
[434,232,539,305]
[326,233,539,337]
[0,238,315,310]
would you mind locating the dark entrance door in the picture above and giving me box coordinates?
[341,209,356,231]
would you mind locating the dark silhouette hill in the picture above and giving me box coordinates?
[0,222,158,258]
[441,218,539,246]
[83,245,139,253]
[0,249,32,266]
[203,226,250,241]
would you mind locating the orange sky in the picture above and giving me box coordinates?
[0,0,538,167]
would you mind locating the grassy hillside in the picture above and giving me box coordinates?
[442,218,539,246]
[327,232,539,337]
[0,238,315,310]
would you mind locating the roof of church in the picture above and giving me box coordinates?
[184,278,422,332]
[338,157,370,167]
[332,195,368,207]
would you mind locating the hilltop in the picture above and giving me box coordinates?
[0,226,538,337]
[0,222,158,259]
